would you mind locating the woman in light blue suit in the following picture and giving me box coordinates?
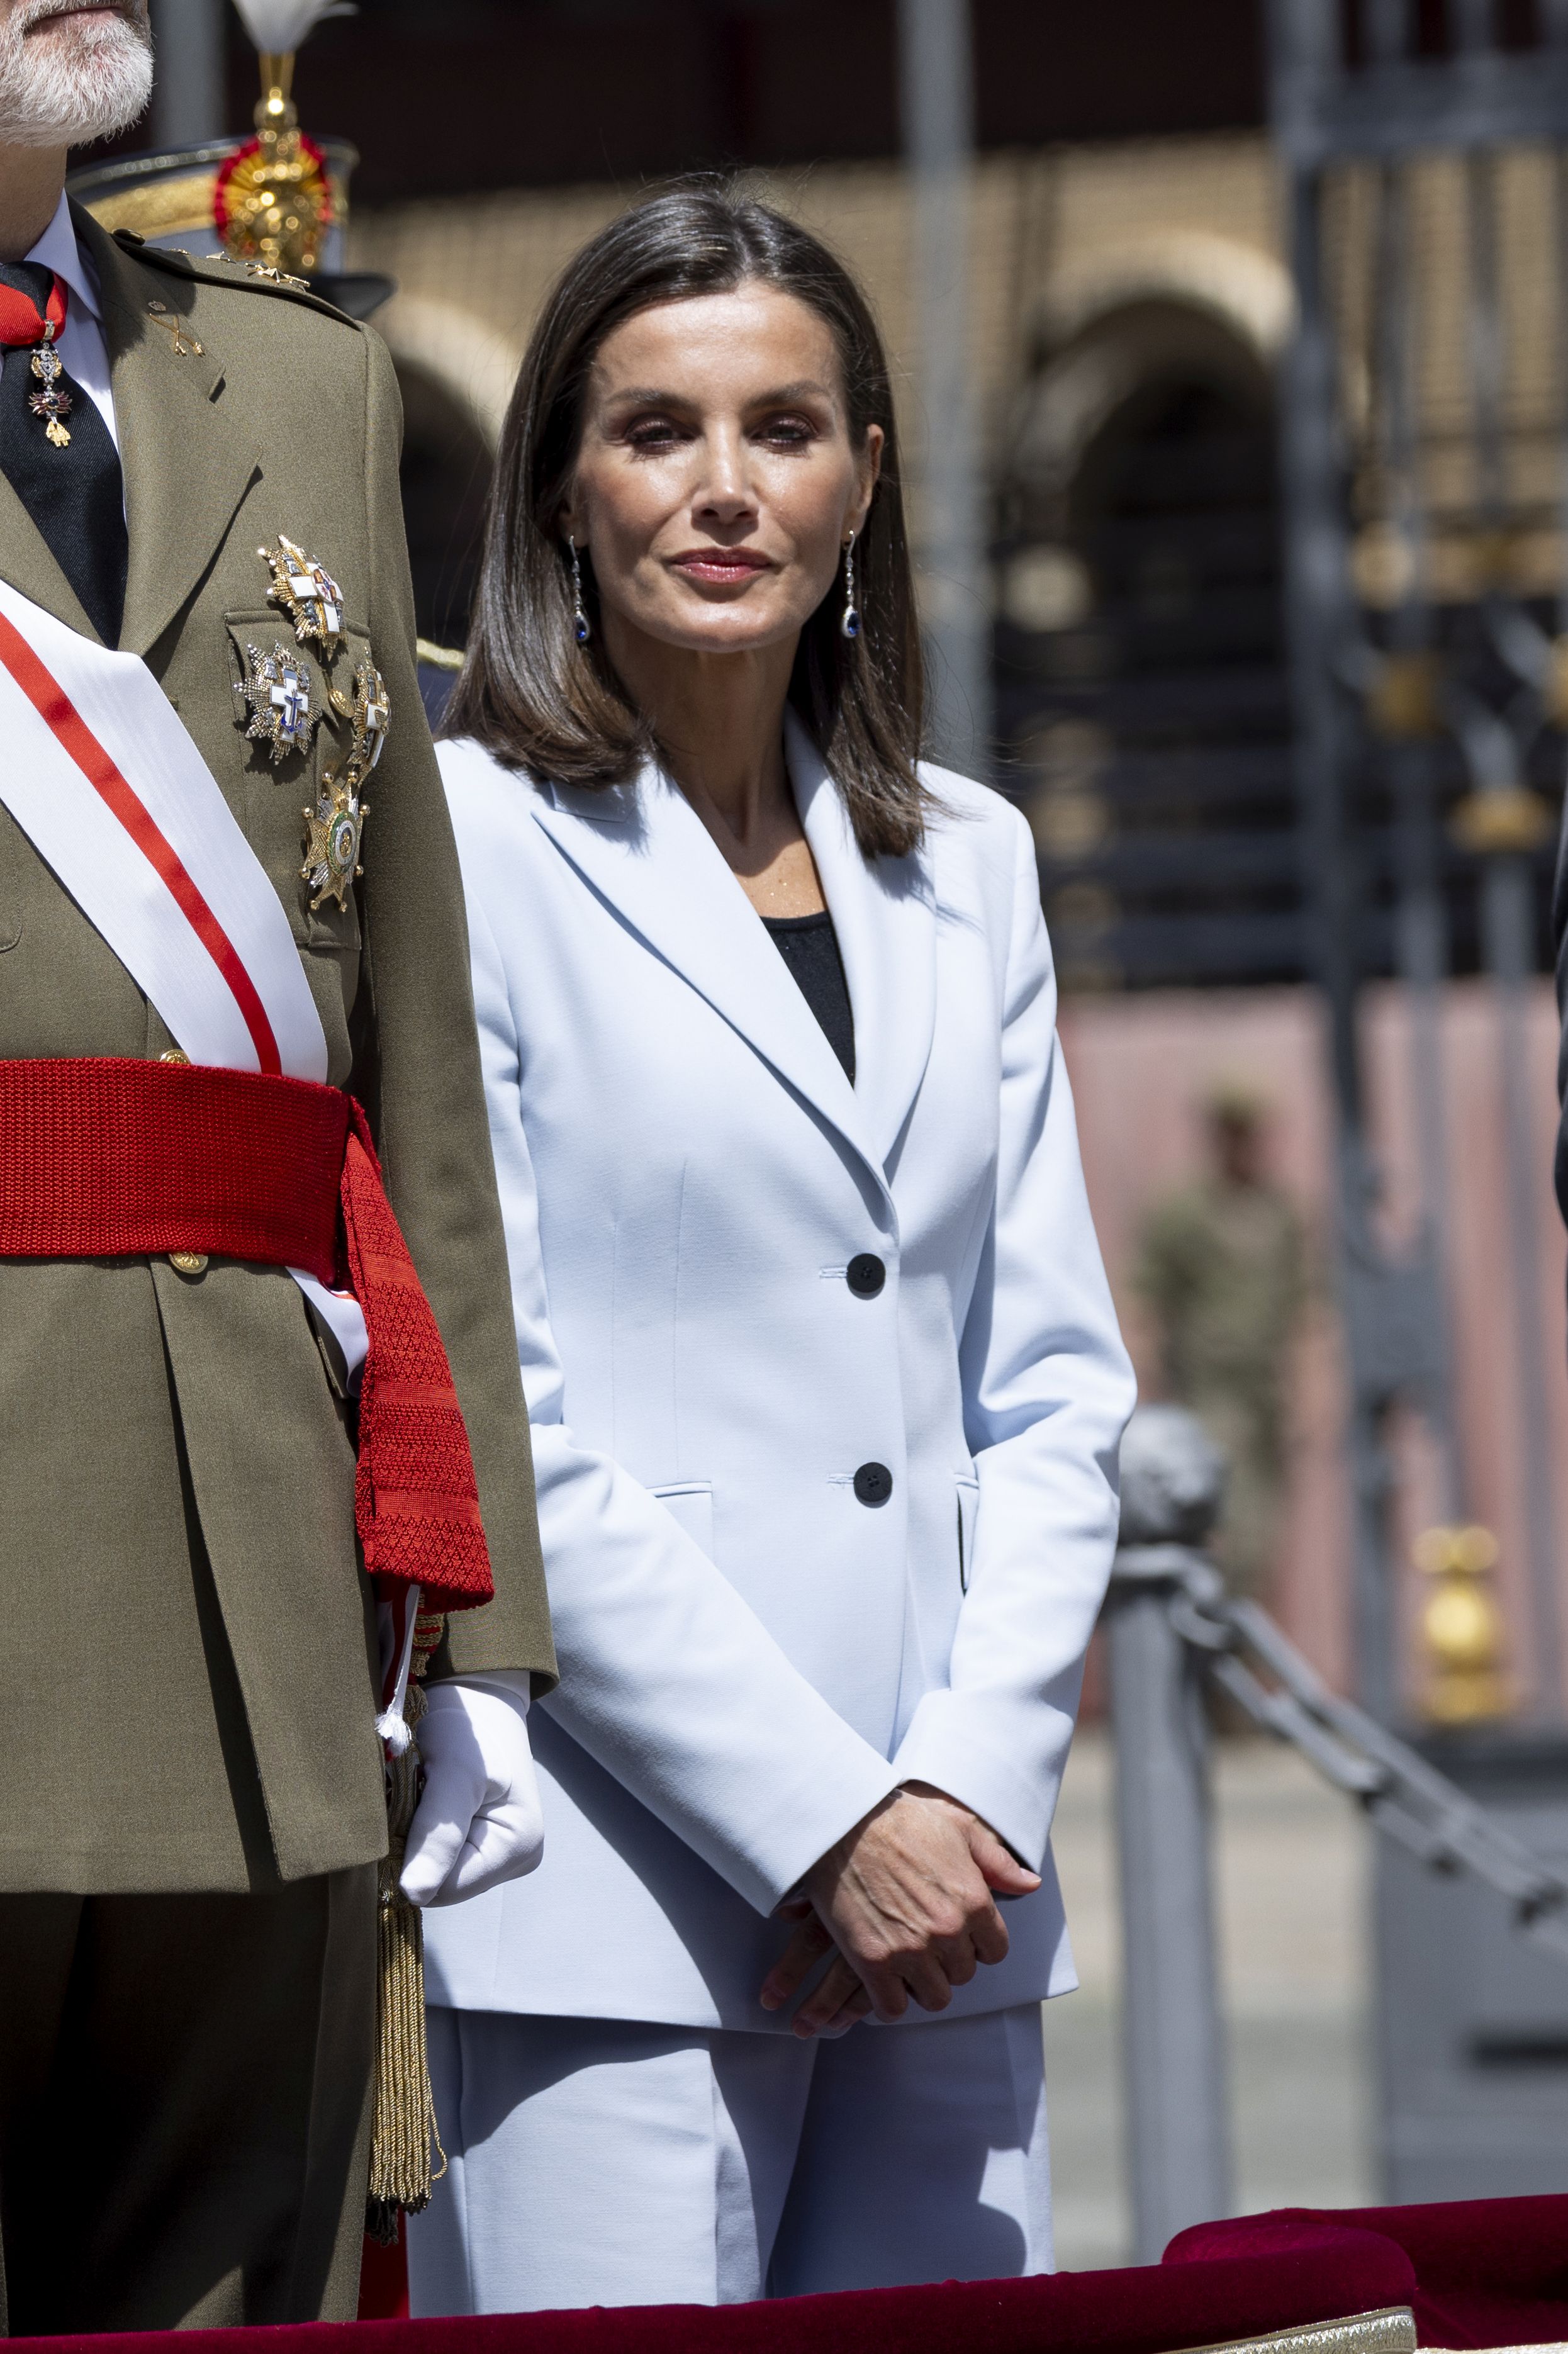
[410,186,1136,2314]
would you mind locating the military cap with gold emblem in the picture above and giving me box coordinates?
[65,0,392,320]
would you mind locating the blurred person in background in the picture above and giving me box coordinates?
[407,184,1136,2314]
[1134,1084,1309,1598]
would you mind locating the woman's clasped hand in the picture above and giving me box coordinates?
[761,1782,1043,2037]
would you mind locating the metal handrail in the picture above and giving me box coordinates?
[1103,1405,1568,2262]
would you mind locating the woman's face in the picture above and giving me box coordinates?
[560,283,882,660]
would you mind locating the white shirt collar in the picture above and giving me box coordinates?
[25,190,101,324]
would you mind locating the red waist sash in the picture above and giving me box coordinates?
[0,1056,494,1613]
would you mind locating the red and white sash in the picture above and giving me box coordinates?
[0,577,367,1368]
[0,581,422,1734]
[0,578,327,1080]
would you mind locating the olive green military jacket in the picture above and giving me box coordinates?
[0,210,554,1896]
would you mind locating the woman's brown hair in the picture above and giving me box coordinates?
[442,180,931,861]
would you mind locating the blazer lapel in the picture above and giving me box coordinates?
[790,713,936,1174]
[79,216,260,656]
[529,758,892,1194]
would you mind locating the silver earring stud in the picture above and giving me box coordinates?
[568,534,591,646]
[840,532,860,642]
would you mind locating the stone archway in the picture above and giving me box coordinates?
[995,285,1293,993]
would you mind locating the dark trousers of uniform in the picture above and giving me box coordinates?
[0,1866,377,2334]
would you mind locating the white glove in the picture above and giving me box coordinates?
[400,1671,545,1908]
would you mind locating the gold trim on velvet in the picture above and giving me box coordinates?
[1175,2306,1418,2354]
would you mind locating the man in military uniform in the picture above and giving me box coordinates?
[0,0,552,2331]
[1134,1086,1310,1598]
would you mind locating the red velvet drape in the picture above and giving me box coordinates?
[1170,2195,1568,2348]
[12,2193,1565,2351]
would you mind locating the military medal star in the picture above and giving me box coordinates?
[302,780,367,912]
[241,640,315,763]
[329,658,391,779]
[259,533,344,658]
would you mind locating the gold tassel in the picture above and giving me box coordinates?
[366,1679,446,2246]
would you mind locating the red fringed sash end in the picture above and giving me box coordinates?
[339,1115,495,1610]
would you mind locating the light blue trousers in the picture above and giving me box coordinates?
[407,2002,1053,2313]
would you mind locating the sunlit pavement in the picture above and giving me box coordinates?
[1043,1728,1375,2270]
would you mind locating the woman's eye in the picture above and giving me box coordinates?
[625,418,688,451]
[758,416,816,446]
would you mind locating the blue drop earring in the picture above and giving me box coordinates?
[840,532,860,642]
[568,534,591,646]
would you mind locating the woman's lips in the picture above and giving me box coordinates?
[669,551,773,583]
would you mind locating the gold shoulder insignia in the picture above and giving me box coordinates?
[204,251,307,291]
[146,300,203,357]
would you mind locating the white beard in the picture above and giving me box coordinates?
[0,0,153,149]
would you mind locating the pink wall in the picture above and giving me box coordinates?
[1059,980,1568,1717]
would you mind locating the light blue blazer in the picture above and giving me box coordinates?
[423,714,1136,2031]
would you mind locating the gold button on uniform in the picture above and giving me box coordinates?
[159,1050,209,1273]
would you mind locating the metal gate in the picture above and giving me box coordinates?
[1268,0,1568,2199]
[1268,0,1568,1725]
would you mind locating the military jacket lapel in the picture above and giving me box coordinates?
[79,217,260,656]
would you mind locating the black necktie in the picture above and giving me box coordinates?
[0,257,127,646]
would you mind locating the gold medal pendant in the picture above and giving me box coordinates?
[329,659,391,777]
[28,342,72,448]
[303,659,386,911]
[302,781,366,912]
